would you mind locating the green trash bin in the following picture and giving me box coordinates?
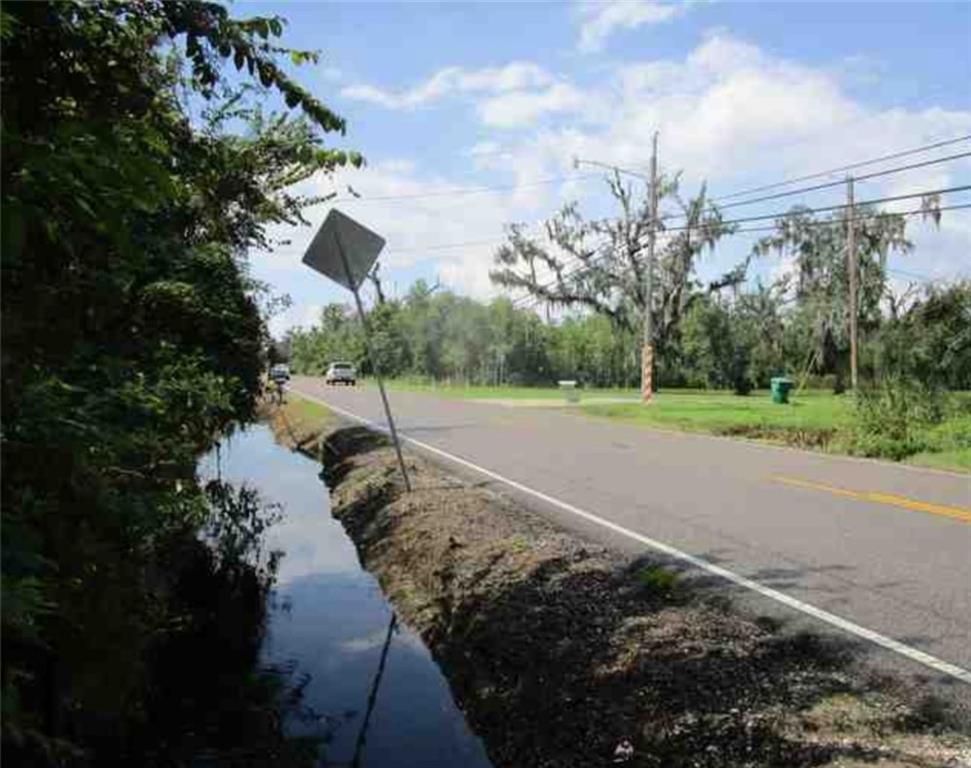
[770,377,794,404]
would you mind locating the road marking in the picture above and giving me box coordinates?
[293,388,971,686]
[772,475,971,524]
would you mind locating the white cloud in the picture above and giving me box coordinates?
[438,245,506,298]
[895,209,971,281]
[340,62,552,109]
[469,33,969,296]
[250,157,570,317]
[577,0,685,53]
[266,301,321,338]
[466,140,503,156]
[493,33,971,194]
[260,32,971,335]
[478,83,589,128]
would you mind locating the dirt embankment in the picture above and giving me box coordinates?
[270,401,970,768]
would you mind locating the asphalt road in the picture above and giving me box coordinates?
[291,376,971,690]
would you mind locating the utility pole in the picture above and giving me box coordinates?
[573,143,658,402]
[846,175,858,391]
[642,131,659,403]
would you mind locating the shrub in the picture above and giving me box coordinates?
[846,377,949,460]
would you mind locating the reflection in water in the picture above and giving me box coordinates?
[351,615,397,768]
[200,425,491,768]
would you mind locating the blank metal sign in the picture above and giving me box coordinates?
[302,209,386,291]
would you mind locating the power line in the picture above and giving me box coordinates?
[324,136,969,209]
[510,234,678,309]
[327,172,601,203]
[269,141,971,258]
[269,184,966,263]
[374,176,971,257]
[664,184,970,233]
[886,267,937,282]
[710,134,971,203]
[375,184,968,262]
[574,157,649,181]
[366,154,971,254]
[884,266,971,283]
[711,151,971,213]
[395,236,506,253]
[710,201,971,236]
[510,201,971,310]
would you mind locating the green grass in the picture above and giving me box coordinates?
[367,377,638,401]
[287,396,334,422]
[634,565,679,593]
[581,389,852,434]
[904,412,971,472]
[905,448,971,472]
[362,378,970,472]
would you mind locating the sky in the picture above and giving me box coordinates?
[237,1,971,336]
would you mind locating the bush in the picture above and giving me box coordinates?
[845,377,950,460]
[922,410,971,455]
[1,2,354,760]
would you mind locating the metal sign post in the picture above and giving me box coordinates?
[335,231,412,492]
[302,209,412,492]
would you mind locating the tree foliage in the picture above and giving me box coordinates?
[752,205,910,389]
[490,173,733,352]
[291,287,562,385]
[872,281,971,390]
[289,234,967,396]
[1,2,353,762]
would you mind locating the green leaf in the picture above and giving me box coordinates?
[258,63,272,88]
[76,197,95,219]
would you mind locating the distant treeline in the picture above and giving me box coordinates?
[287,278,971,393]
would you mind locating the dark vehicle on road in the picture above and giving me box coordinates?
[269,364,290,402]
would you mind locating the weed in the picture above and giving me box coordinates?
[846,376,952,460]
[507,536,530,554]
[634,565,679,593]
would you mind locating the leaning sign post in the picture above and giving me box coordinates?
[302,209,412,492]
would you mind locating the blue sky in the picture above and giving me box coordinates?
[238,1,971,335]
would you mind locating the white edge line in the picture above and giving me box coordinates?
[296,389,971,686]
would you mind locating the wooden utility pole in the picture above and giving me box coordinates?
[846,175,858,391]
[642,131,659,403]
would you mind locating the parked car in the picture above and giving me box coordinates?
[325,362,356,386]
[269,363,290,382]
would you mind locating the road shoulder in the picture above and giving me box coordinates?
[270,396,971,766]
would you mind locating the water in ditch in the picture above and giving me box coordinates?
[199,423,491,768]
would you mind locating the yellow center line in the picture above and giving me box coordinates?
[770,474,971,524]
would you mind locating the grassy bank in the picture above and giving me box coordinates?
[368,377,638,401]
[581,389,850,433]
[356,380,970,472]
[580,392,971,471]
[266,394,339,454]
